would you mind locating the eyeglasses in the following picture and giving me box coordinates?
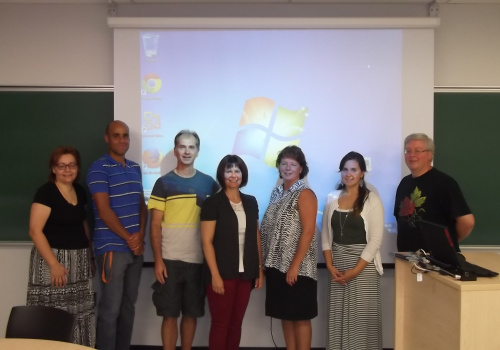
[56,162,78,170]
[404,149,429,155]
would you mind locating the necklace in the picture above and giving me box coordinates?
[55,182,76,205]
[339,211,349,239]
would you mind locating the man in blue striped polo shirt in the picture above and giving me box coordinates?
[86,120,147,350]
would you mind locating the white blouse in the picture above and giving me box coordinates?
[230,201,246,272]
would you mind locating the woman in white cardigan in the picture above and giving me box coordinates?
[321,151,384,350]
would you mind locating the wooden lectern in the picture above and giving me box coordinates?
[394,252,500,350]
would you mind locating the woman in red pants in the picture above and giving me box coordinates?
[201,154,264,350]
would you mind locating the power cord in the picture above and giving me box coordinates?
[270,317,278,348]
[411,262,432,274]
[411,257,461,279]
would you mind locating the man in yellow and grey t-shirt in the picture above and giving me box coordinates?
[148,130,219,350]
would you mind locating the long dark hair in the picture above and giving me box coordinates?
[336,151,370,216]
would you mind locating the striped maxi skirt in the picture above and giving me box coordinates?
[326,242,382,350]
[27,246,96,347]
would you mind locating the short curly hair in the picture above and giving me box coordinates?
[275,145,309,179]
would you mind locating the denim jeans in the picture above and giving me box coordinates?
[95,251,143,350]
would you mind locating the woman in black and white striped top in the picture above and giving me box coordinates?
[260,145,318,350]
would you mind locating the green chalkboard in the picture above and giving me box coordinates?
[0,91,113,241]
[434,92,500,245]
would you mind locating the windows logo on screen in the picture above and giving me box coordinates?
[232,97,308,167]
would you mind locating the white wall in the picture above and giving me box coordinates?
[0,4,113,86]
[434,4,500,87]
[1,2,499,348]
[1,3,499,87]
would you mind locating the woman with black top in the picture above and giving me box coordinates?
[201,155,264,350]
[27,146,95,347]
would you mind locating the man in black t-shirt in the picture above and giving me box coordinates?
[394,133,475,252]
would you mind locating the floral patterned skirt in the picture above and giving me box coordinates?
[27,246,96,347]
